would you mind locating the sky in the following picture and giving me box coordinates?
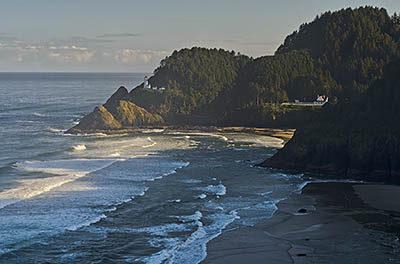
[0,0,399,72]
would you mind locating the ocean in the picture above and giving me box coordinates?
[0,73,304,263]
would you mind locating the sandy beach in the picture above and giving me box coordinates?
[203,182,400,263]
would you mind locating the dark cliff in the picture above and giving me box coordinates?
[261,60,400,181]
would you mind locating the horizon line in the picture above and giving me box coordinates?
[0,71,151,74]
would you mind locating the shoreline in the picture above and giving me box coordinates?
[203,181,400,263]
[65,126,296,143]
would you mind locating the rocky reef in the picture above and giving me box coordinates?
[67,86,164,134]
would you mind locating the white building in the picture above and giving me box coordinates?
[144,76,151,89]
[143,76,165,91]
[143,76,166,91]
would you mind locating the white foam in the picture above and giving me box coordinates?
[86,132,108,137]
[198,194,207,199]
[233,198,285,227]
[178,211,203,223]
[180,179,202,184]
[140,209,239,264]
[221,136,229,141]
[165,132,230,143]
[107,187,150,210]
[33,112,46,117]
[259,191,273,196]
[67,214,107,231]
[143,137,157,148]
[48,127,64,133]
[164,170,178,176]
[234,148,246,151]
[195,183,227,196]
[134,223,192,237]
[168,199,181,203]
[72,144,86,151]
[142,129,165,133]
[0,158,121,209]
[144,161,189,182]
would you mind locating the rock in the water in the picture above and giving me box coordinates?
[297,208,307,214]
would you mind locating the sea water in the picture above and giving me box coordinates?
[0,73,304,263]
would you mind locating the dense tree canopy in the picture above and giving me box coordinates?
[127,47,250,117]
[233,50,340,106]
[276,6,400,97]
[122,6,400,127]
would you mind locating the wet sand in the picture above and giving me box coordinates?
[203,182,400,263]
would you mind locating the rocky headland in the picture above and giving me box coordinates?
[67,87,164,134]
[68,7,400,183]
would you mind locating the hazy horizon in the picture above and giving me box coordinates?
[1,0,400,72]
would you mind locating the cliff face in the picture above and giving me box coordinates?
[104,86,129,109]
[67,105,122,133]
[261,61,400,181]
[261,130,400,180]
[67,87,164,134]
[109,100,163,127]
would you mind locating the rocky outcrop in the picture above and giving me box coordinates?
[67,105,121,133]
[67,87,164,134]
[108,100,164,127]
[261,130,400,180]
[104,86,129,109]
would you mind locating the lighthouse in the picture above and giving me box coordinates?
[144,76,151,89]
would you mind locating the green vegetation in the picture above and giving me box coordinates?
[262,60,400,179]
[277,6,400,98]
[126,47,251,121]
[120,7,400,127]
[73,6,400,179]
[234,50,339,105]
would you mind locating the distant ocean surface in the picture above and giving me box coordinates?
[0,73,304,263]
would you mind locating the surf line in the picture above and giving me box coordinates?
[143,137,157,148]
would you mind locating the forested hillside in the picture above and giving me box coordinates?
[72,6,400,136]
[262,59,400,180]
[276,7,400,97]
[125,48,251,124]
[123,7,400,126]
[260,7,400,180]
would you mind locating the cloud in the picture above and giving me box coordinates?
[49,45,88,51]
[49,36,114,45]
[47,50,94,63]
[110,49,168,64]
[0,34,169,71]
[97,33,141,38]
[0,35,21,44]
